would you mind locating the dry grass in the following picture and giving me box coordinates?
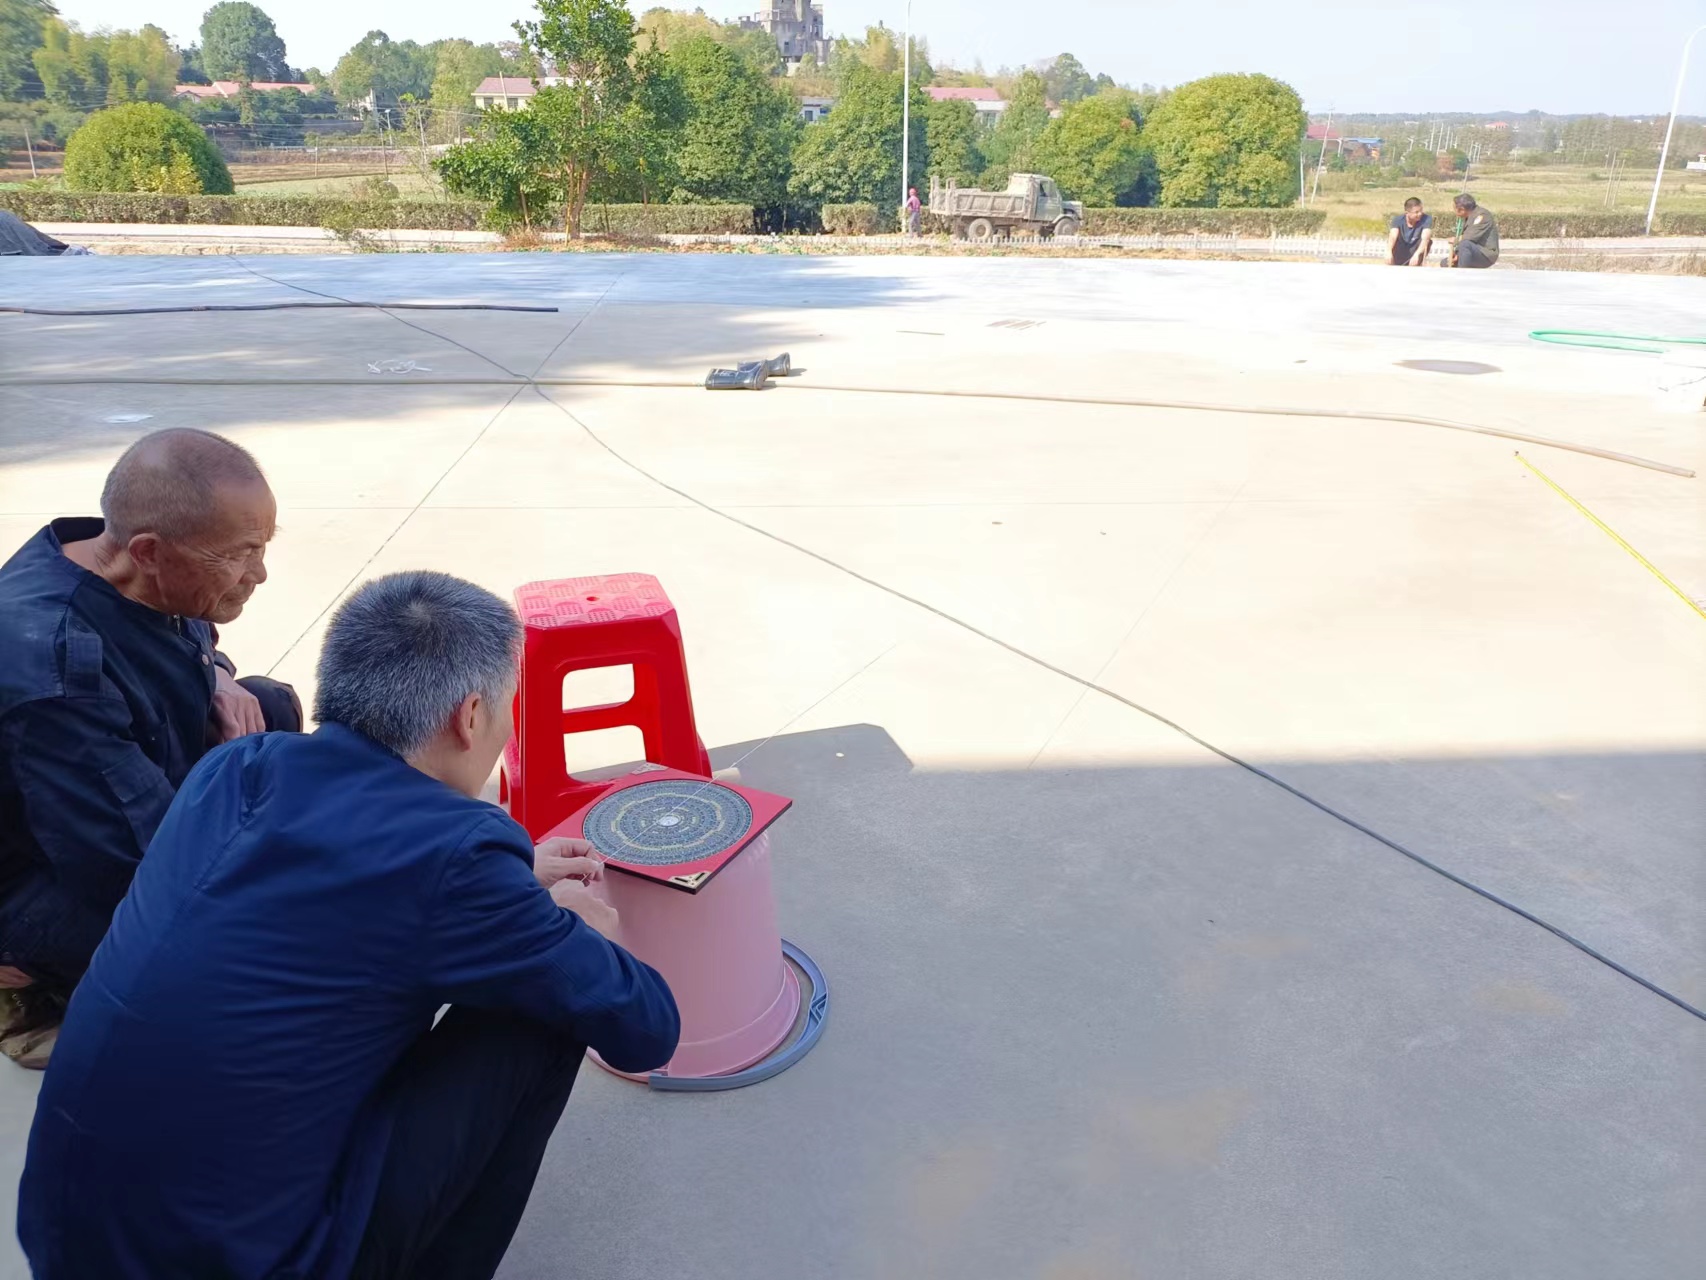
[1309,162,1706,234]
[1506,250,1706,276]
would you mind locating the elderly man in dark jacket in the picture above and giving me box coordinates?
[19,570,680,1280]
[0,428,298,1067]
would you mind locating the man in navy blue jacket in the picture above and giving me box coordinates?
[0,428,300,1069]
[18,570,680,1280]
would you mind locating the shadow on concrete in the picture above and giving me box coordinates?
[500,722,1703,1280]
[0,252,933,468]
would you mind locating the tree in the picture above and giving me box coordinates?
[923,96,980,186]
[176,41,211,84]
[636,7,779,75]
[437,107,558,228]
[0,0,54,101]
[635,6,719,50]
[1040,53,1095,105]
[332,31,434,111]
[832,24,931,83]
[1033,90,1152,206]
[1143,72,1305,207]
[980,69,1049,180]
[103,26,182,104]
[63,102,234,193]
[789,62,926,211]
[429,38,506,133]
[199,2,289,82]
[666,35,797,205]
[511,0,681,235]
[31,19,105,110]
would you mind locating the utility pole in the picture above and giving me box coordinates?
[1309,108,1333,204]
[1646,24,1706,235]
[23,123,38,179]
[900,0,912,230]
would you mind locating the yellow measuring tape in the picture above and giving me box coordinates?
[1514,452,1706,623]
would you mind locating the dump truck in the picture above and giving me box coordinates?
[928,173,1084,240]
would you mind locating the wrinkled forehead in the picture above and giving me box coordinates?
[195,478,277,546]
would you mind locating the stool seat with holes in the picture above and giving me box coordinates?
[501,574,712,841]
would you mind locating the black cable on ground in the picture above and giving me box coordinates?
[50,270,1702,1023]
[0,301,559,316]
[535,386,1706,1025]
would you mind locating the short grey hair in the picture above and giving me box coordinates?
[313,571,522,756]
[101,428,266,544]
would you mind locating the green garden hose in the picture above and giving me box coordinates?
[1529,329,1706,355]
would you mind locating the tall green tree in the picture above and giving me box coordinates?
[30,19,177,107]
[437,107,558,228]
[788,62,927,211]
[666,35,796,205]
[635,7,778,75]
[1040,53,1095,105]
[980,68,1049,180]
[0,0,55,100]
[511,0,681,234]
[1033,90,1152,206]
[429,38,506,130]
[331,30,434,110]
[104,26,183,104]
[199,2,289,81]
[922,95,980,186]
[1143,72,1305,207]
[31,18,105,109]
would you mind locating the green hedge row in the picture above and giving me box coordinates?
[820,203,885,235]
[0,190,487,229]
[0,190,759,235]
[11,189,1700,240]
[1079,207,1329,235]
[1482,211,1706,238]
[578,203,755,235]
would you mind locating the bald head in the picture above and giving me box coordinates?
[101,429,267,545]
[91,429,275,624]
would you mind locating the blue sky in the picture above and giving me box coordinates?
[52,0,1706,114]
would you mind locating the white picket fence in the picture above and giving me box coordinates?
[655,232,1392,258]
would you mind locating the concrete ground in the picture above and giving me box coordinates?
[1,253,1703,1279]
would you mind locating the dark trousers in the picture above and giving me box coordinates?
[349,1006,585,1280]
[1452,240,1496,268]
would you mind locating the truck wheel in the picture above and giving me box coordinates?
[966,217,995,242]
[1054,216,1081,238]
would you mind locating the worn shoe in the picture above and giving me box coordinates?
[0,1022,56,1070]
[0,987,65,1071]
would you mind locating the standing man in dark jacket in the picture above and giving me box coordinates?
[0,428,298,1068]
[1447,193,1499,267]
[19,570,680,1280]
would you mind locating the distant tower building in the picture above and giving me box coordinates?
[740,1,831,74]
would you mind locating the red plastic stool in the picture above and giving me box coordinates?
[502,574,713,840]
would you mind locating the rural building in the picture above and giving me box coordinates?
[925,86,1007,118]
[739,2,831,73]
[471,77,572,111]
[799,96,834,123]
[1688,154,1706,172]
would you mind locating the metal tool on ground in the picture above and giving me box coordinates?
[703,351,792,390]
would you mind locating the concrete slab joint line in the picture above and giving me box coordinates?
[232,255,631,678]
[537,390,1706,1025]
